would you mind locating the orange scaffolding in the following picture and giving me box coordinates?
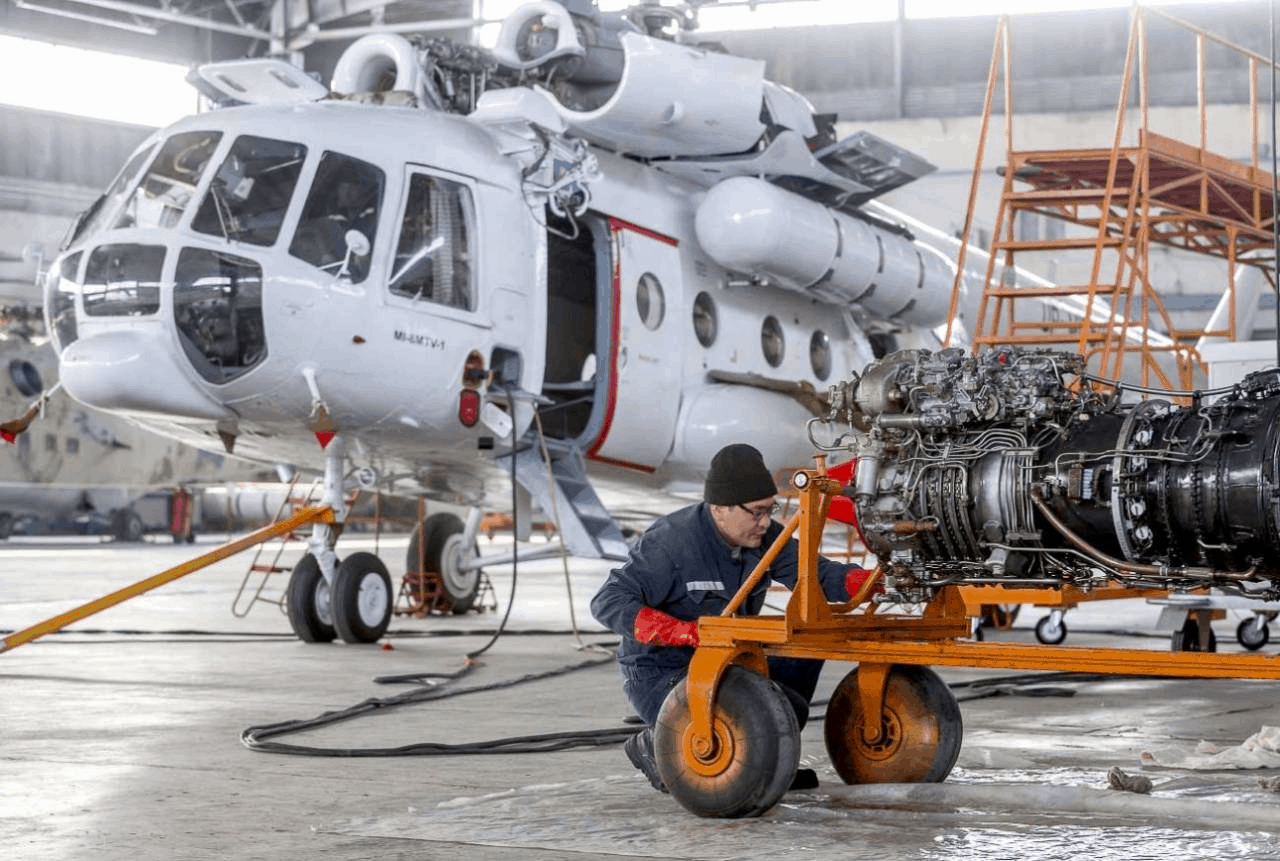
[945,6,1279,390]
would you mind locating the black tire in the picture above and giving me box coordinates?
[285,553,336,643]
[824,664,963,785]
[653,666,799,819]
[1237,617,1270,651]
[332,551,393,643]
[1035,613,1068,645]
[0,512,12,541]
[407,512,479,614]
[1172,617,1217,652]
[111,508,145,542]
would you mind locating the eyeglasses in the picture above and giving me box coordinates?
[737,502,780,520]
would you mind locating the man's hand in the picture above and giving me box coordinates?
[634,607,699,647]
[844,567,881,602]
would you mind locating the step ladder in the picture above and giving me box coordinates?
[230,476,320,618]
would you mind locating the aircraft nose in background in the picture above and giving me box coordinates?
[59,329,235,421]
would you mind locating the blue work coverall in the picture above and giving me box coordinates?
[590,502,853,727]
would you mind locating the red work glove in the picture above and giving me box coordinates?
[844,567,881,602]
[634,606,699,647]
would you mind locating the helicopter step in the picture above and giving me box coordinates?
[500,438,628,561]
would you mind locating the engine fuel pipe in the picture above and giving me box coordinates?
[1028,488,1255,582]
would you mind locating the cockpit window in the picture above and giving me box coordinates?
[114,132,222,231]
[83,244,164,317]
[47,252,82,352]
[191,136,307,246]
[288,151,383,283]
[67,143,155,247]
[388,172,474,310]
[174,248,266,384]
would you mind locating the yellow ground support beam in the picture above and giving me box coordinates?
[0,506,335,654]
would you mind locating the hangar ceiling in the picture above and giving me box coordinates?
[0,0,478,66]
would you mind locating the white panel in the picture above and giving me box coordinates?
[551,32,765,158]
[592,225,683,469]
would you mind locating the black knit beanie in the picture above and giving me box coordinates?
[703,443,778,506]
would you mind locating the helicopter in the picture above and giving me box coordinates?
[38,0,966,644]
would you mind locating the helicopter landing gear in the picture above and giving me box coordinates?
[406,511,480,614]
[331,551,393,643]
[285,552,336,643]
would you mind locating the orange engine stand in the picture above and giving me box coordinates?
[662,457,1280,818]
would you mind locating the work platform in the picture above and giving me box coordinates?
[951,5,1280,391]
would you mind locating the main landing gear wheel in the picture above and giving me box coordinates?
[1237,616,1271,651]
[407,512,479,614]
[111,508,145,543]
[285,553,336,643]
[653,666,800,819]
[332,551,393,643]
[824,664,963,785]
[1172,616,1217,652]
[1035,611,1068,645]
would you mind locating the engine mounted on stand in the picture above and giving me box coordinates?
[822,346,1280,604]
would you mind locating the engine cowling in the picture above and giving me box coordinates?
[827,347,1280,602]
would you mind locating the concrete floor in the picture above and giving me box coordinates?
[3,531,1280,860]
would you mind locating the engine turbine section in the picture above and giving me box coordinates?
[826,347,1280,603]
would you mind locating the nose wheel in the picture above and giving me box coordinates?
[285,552,336,643]
[330,551,393,643]
[823,664,962,785]
[653,666,800,819]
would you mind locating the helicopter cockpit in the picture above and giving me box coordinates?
[46,119,477,394]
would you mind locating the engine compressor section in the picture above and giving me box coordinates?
[826,347,1280,603]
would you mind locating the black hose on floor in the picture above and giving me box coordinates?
[240,653,638,757]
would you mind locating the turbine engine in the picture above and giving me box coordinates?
[825,347,1280,602]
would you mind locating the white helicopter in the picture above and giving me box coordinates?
[41,0,962,644]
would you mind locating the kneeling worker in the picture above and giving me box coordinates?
[590,442,874,793]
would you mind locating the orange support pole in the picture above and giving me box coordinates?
[1,506,336,654]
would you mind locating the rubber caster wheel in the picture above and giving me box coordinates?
[1172,617,1217,652]
[285,553,336,643]
[332,551,393,643]
[1035,612,1068,645]
[1237,617,1270,651]
[824,664,963,785]
[653,666,799,818]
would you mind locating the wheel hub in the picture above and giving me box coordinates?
[314,580,333,626]
[440,534,479,596]
[681,718,736,777]
[857,711,904,760]
[355,572,388,626]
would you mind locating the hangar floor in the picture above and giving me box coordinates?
[2,531,1279,860]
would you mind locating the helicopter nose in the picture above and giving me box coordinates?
[60,329,236,421]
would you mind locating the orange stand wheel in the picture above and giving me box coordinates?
[823,664,963,785]
[653,666,799,819]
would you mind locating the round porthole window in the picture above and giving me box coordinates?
[693,291,717,348]
[8,359,43,397]
[810,330,832,380]
[761,316,785,368]
[636,273,665,330]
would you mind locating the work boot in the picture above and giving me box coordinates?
[788,768,819,791]
[623,727,668,794]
